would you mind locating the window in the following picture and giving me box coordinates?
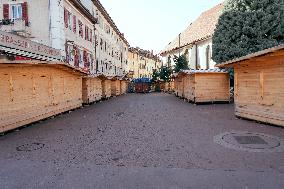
[11,4,22,20]
[96,60,99,72]
[98,15,103,28]
[85,26,89,40]
[78,49,83,67]
[89,30,92,42]
[105,25,110,34]
[68,12,72,30]
[78,20,83,38]
[206,45,210,69]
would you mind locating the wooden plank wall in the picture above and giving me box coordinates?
[234,58,284,127]
[194,73,230,103]
[170,81,175,92]
[120,80,128,94]
[111,80,117,96]
[105,80,112,98]
[183,74,195,101]
[179,72,229,103]
[82,77,102,104]
[115,80,121,96]
[0,64,83,133]
[174,76,184,97]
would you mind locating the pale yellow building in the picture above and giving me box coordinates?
[127,47,162,79]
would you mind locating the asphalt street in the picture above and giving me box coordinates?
[1,93,284,189]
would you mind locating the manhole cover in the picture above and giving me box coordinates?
[234,136,268,145]
[214,131,284,152]
[16,143,45,152]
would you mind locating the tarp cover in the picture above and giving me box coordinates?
[133,78,151,83]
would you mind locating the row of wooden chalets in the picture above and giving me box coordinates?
[160,3,284,127]
[0,0,154,133]
[170,45,284,127]
[0,58,130,133]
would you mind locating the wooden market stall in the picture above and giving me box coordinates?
[82,75,102,104]
[0,61,87,133]
[111,77,121,96]
[100,76,112,99]
[120,79,129,95]
[164,81,175,93]
[218,44,284,127]
[180,69,230,103]
[174,73,185,98]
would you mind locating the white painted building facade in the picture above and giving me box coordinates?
[160,3,223,71]
[0,0,129,76]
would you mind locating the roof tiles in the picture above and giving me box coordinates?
[161,3,224,55]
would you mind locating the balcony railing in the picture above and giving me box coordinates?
[0,19,31,38]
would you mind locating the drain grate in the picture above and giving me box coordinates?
[16,143,45,152]
[234,136,268,145]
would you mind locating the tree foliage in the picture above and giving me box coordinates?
[151,69,159,83]
[159,66,172,82]
[212,0,284,63]
[173,55,189,73]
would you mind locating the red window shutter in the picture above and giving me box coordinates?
[22,2,29,26]
[74,46,79,67]
[73,15,76,33]
[65,43,69,63]
[64,8,68,28]
[85,26,88,40]
[83,50,87,68]
[3,4,9,20]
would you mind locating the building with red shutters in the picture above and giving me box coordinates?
[0,0,129,76]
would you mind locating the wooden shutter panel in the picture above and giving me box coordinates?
[74,46,79,67]
[85,26,88,40]
[3,4,9,20]
[65,43,69,63]
[73,15,76,33]
[83,50,87,68]
[64,8,68,28]
[22,2,29,26]
[90,30,92,42]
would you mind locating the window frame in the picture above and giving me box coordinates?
[10,4,23,20]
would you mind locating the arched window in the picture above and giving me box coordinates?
[167,55,171,67]
[184,49,189,62]
[206,45,210,69]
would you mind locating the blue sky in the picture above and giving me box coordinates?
[101,0,224,53]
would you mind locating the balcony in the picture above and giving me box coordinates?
[0,19,31,38]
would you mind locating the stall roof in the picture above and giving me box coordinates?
[217,44,284,68]
[0,46,60,61]
[0,60,89,76]
[181,68,228,74]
